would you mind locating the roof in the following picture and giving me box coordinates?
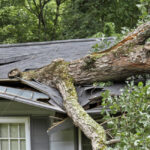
[0,38,115,78]
[0,38,125,114]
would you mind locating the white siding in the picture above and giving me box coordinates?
[31,117,49,150]
[50,127,76,150]
[0,100,53,116]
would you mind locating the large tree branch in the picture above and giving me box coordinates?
[68,22,150,84]
[53,60,106,150]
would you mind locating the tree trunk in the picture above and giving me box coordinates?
[68,22,150,84]
[51,0,61,40]
[8,21,150,150]
[53,60,106,150]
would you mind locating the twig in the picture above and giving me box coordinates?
[49,116,63,120]
[106,131,114,139]
[99,115,122,125]
[106,139,120,145]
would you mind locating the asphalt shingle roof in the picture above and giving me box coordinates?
[0,38,115,78]
[0,38,123,114]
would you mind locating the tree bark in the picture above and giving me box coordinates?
[8,21,150,150]
[51,0,61,40]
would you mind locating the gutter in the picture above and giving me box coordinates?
[0,93,65,113]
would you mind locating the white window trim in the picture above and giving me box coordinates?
[0,117,31,150]
[78,128,82,150]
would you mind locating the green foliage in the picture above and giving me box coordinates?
[91,24,131,53]
[137,0,150,21]
[91,37,116,53]
[0,0,66,43]
[91,35,123,53]
[61,0,141,39]
[0,0,149,44]
[0,1,39,44]
[101,82,150,149]
[103,22,116,37]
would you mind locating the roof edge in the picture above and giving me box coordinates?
[0,37,116,48]
[0,93,65,113]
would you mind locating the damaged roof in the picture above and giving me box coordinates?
[0,38,125,114]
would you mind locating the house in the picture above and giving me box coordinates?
[0,38,123,150]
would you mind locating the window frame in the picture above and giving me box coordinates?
[0,117,31,150]
[78,128,82,150]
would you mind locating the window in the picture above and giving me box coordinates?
[0,117,30,150]
[78,129,92,150]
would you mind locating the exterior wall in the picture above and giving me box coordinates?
[50,127,77,150]
[81,132,92,150]
[0,100,79,150]
[0,100,53,116]
[0,100,52,150]
[31,117,50,150]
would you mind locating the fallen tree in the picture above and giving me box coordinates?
[8,21,150,150]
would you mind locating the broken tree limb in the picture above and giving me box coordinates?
[106,139,121,145]
[53,60,106,150]
[8,21,150,150]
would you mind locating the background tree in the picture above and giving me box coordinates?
[25,0,51,41]
[61,0,141,39]
[0,0,144,43]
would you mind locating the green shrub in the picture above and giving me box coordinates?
[101,81,150,149]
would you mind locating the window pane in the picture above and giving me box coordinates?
[10,124,18,138]
[19,124,25,138]
[10,140,18,150]
[0,118,29,150]
[20,140,26,150]
[0,124,8,138]
[1,139,8,150]
[82,132,92,150]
